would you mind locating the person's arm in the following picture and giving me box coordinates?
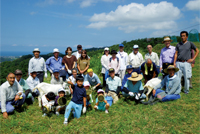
[83,97,86,107]
[140,54,144,66]
[152,71,156,78]
[82,65,89,74]
[188,48,199,63]
[104,100,108,104]
[95,75,101,87]
[101,56,108,70]
[125,53,129,66]
[155,53,159,66]
[67,81,74,88]
[116,58,121,74]
[14,82,23,101]
[105,84,109,94]
[64,63,69,70]
[28,59,32,75]
[122,87,129,94]
[43,58,47,73]
[167,79,180,95]
[26,79,34,91]
[159,50,163,72]
[191,49,195,66]
[72,61,76,69]
[95,101,99,106]
[142,70,148,84]
[1,86,8,118]
[173,51,178,67]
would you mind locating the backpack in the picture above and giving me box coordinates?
[109,57,119,63]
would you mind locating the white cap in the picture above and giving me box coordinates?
[104,47,109,51]
[84,81,90,87]
[53,48,60,53]
[33,48,40,53]
[133,45,139,49]
[97,89,104,93]
[58,88,66,94]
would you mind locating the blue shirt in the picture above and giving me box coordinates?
[106,76,121,92]
[71,85,86,104]
[84,73,101,86]
[45,56,64,71]
[124,80,143,93]
[121,73,131,90]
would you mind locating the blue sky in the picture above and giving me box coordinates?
[1,0,200,54]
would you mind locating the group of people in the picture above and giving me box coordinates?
[0,31,199,126]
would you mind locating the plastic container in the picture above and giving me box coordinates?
[105,96,113,106]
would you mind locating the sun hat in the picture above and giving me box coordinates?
[164,65,179,74]
[162,36,173,43]
[58,88,66,94]
[53,48,59,53]
[97,89,104,94]
[133,45,139,49]
[104,47,109,51]
[126,65,133,70]
[84,81,91,87]
[53,69,60,73]
[127,72,143,81]
[15,69,22,75]
[33,48,40,53]
[109,68,115,73]
[87,68,93,73]
[119,44,124,47]
[111,50,117,54]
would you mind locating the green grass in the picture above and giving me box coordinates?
[1,43,200,134]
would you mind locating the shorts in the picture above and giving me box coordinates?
[97,104,106,111]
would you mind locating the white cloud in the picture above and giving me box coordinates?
[185,0,200,11]
[12,44,17,46]
[80,0,95,8]
[87,1,181,33]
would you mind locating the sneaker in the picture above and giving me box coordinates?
[63,121,68,125]
[42,113,47,117]
[184,92,189,94]
[105,110,109,114]
[56,112,59,116]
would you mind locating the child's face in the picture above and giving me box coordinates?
[84,86,90,90]
[59,92,65,97]
[72,70,77,77]
[77,80,83,87]
[31,72,37,79]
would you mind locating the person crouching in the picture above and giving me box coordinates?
[54,88,67,116]
[84,81,93,110]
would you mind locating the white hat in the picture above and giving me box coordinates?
[133,45,139,49]
[97,89,104,94]
[53,48,60,53]
[84,81,90,87]
[58,88,66,94]
[33,48,40,53]
[104,47,109,51]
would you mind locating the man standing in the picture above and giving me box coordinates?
[46,48,65,80]
[72,45,83,60]
[28,48,47,82]
[128,45,144,74]
[0,73,25,118]
[173,31,199,94]
[117,44,128,81]
[159,37,176,78]
[145,45,160,74]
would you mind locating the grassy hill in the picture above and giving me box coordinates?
[0,42,200,133]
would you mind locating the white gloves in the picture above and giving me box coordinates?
[92,86,96,90]
[82,107,86,114]
[129,92,134,97]
[61,68,65,70]
[44,72,48,78]
[135,93,141,100]
[49,69,53,74]
[67,69,72,74]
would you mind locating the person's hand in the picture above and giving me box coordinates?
[44,73,48,78]
[128,92,134,97]
[49,69,53,74]
[187,59,194,63]
[152,89,156,96]
[105,93,107,96]
[92,86,96,90]
[174,63,176,67]
[3,112,8,119]
[82,107,86,114]
[67,69,72,74]
[191,64,194,68]
[14,95,20,101]
[159,67,162,73]
[70,90,73,95]
[61,68,65,70]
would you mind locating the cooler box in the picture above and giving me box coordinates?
[105,96,113,106]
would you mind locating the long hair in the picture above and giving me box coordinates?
[65,47,72,55]
[80,50,88,60]
[103,50,110,55]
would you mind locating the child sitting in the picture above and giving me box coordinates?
[41,92,56,117]
[64,76,87,125]
[94,89,109,114]
[66,68,77,95]
[54,88,67,116]
[84,81,93,109]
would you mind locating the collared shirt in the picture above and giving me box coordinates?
[145,52,159,66]
[121,73,132,90]
[50,76,63,85]
[0,81,23,112]
[28,57,47,74]
[124,80,143,93]
[46,56,64,71]
[154,74,181,95]
[106,76,121,92]
[108,57,121,74]
[101,54,112,74]
[128,52,144,68]
[117,51,129,70]
[16,78,30,91]
[84,73,101,86]
[26,76,40,91]
[159,45,176,68]
[41,94,55,109]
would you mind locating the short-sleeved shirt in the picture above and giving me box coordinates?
[176,41,197,61]
[77,58,90,75]
[62,55,77,70]
[71,85,86,104]
[141,62,157,80]
[106,76,121,92]
[124,80,143,93]
[84,73,101,86]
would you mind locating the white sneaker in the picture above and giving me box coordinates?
[42,113,47,117]
[105,110,109,114]
[56,112,59,116]
[63,121,68,125]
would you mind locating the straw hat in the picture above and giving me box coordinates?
[162,36,173,43]
[127,72,143,81]
[164,65,179,74]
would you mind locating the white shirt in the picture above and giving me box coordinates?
[109,57,121,74]
[101,54,112,73]
[28,57,47,74]
[0,81,23,112]
[26,76,40,91]
[42,94,55,110]
[67,76,76,84]
[50,76,63,85]
[145,52,159,66]
[128,52,144,68]
[117,51,129,70]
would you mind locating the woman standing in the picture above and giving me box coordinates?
[62,47,77,78]
[77,50,90,76]
[101,47,111,87]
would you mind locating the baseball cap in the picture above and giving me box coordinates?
[126,65,133,70]
[133,45,139,49]
[119,44,124,47]
[97,89,104,94]
[53,48,59,53]
[109,68,115,73]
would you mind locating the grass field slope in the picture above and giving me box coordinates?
[0,42,200,134]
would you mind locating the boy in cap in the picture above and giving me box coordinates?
[83,81,93,109]
[94,89,109,114]
[50,69,64,85]
[54,88,67,116]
